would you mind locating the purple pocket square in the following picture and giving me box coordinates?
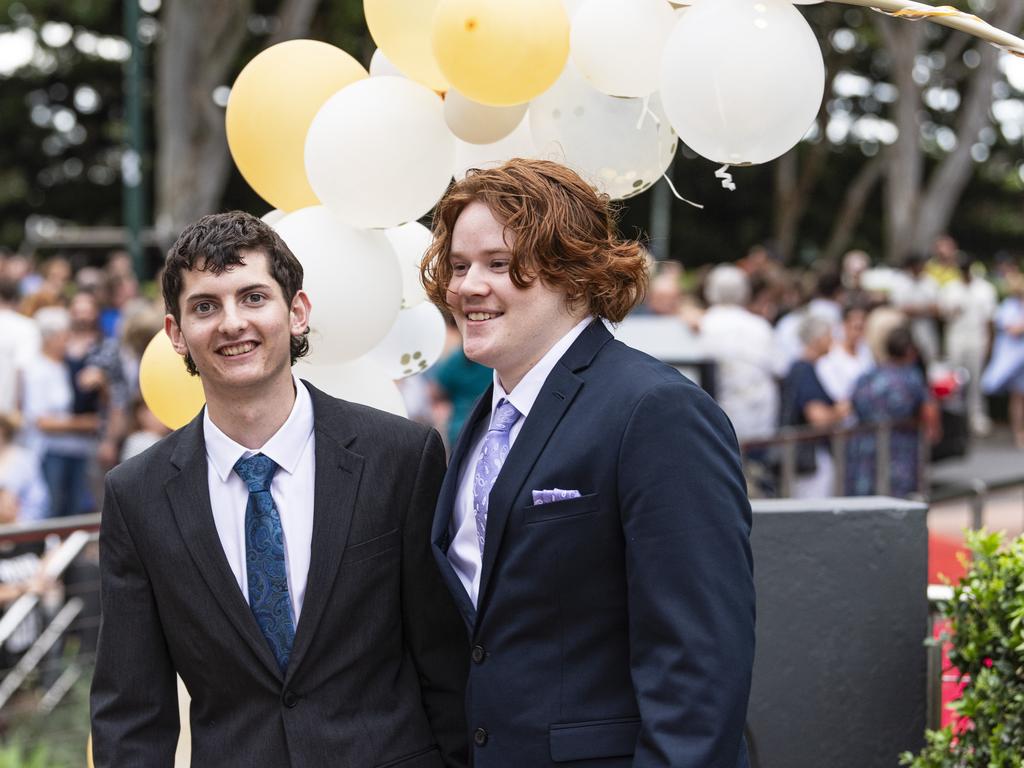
[531,489,582,505]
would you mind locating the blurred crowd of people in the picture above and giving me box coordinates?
[632,234,1024,498]
[0,249,169,533]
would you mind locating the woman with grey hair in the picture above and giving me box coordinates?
[698,264,780,443]
[779,314,852,498]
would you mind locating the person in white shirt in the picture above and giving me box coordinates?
[941,256,998,435]
[91,211,468,768]
[0,278,41,416]
[700,264,780,442]
[816,305,874,404]
[890,253,941,365]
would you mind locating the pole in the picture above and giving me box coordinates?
[122,0,146,278]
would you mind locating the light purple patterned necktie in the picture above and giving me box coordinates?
[472,399,521,554]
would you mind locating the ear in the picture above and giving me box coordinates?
[165,314,189,357]
[290,290,312,337]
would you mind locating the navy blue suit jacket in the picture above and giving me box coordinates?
[432,321,755,767]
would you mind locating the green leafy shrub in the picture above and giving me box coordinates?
[901,530,1024,768]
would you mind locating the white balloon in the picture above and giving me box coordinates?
[294,358,408,417]
[367,302,447,379]
[275,206,403,363]
[660,0,825,166]
[305,76,454,229]
[530,64,678,200]
[261,209,286,225]
[444,88,529,145]
[454,112,536,180]
[369,48,404,78]
[571,0,677,98]
[383,221,432,308]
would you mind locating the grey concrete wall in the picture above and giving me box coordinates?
[748,497,928,768]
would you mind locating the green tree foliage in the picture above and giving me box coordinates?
[901,530,1024,768]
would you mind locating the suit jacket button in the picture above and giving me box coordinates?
[473,727,488,747]
[283,691,298,708]
[471,644,486,664]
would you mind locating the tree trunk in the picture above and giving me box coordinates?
[154,0,322,248]
[155,0,252,247]
[876,15,925,263]
[821,152,885,264]
[911,4,1024,253]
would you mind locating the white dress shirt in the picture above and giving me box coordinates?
[204,376,315,623]
[449,316,593,606]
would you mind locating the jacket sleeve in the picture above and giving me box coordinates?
[90,473,179,767]
[619,381,755,767]
[402,427,470,768]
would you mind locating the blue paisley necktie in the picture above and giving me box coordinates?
[472,399,521,555]
[234,453,294,674]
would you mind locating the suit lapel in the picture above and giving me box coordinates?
[287,384,362,679]
[164,414,283,680]
[431,389,493,628]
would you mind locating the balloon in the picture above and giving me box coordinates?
[660,0,825,165]
[444,88,529,145]
[139,331,206,430]
[530,64,678,199]
[383,221,433,308]
[454,112,536,180]
[294,358,408,417]
[365,0,449,91]
[261,209,286,226]
[367,302,447,379]
[571,0,677,97]
[226,40,367,212]
[432,0,570,107]
[369,48,404,78]
[275,206,403,363]
[305,77,454,229]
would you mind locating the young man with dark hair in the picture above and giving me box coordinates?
[422,159,755,767]
[91,211,468,767]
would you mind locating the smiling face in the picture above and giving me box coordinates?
[165,250,310,402]
[448,201,585,392]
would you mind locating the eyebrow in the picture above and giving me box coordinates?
[184,283,275,305]
[448,248,512,259]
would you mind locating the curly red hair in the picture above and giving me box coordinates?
[421,159,648,322]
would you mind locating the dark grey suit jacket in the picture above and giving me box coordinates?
[91,382,468,768]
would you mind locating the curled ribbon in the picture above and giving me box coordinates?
[715,165,737,192]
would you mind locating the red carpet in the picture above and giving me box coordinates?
[928,532,971,730]
[929,532,969,584]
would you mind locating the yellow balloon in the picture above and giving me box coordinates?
[139,331,206,430]
[432,0,569,107]
[365,0,450,91]
[226,40,368,212]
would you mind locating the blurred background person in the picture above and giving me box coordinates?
[22,307,100,518]
[780,314,851,498]
[940,253,997,436]
[0,412,48,523]
[119,398,170,462]
[981,274,1024,448]
[0,277,41,415]
[698,264,780,443]
[816,304,873,405]
[890,252,941,365]
[846,326,940,497]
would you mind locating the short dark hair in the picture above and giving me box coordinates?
[885,325,916,361]
[422,158,648,322]
[0,278,19,305]
[162,211,308,376]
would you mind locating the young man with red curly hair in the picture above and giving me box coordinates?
[421,159,755,767]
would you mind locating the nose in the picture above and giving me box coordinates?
[218,302,248,335]
[456,263,491,299]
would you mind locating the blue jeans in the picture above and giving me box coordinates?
[41,453,93,518]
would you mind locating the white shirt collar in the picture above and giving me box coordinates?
[491,316,594,420]
[204,375,315,482]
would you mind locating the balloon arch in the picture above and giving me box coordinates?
[139,0,1024,426]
